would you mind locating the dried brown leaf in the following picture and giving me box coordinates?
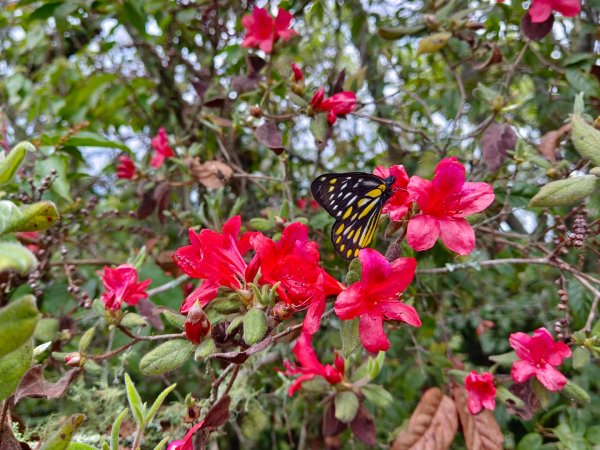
[13,365,82,404]
[350,405,377,446]
[0,424,27,450]
[474,44,503,71]
[452,384,504,450]
[481,122,516,172]
[136,298,164,330]
[506,381,541,420]
[392,387,458,450]
[539,123,572,162]
[187,158,234,189]
[323,400,347,437]
[255,122,284,154]
[204,394,231,428]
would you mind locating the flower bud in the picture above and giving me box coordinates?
[271,301,293,321]
[65,352,82,367]
[291,63,304,82]
[185,302,211,344]
[250,105,262,118]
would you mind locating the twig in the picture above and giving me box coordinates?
[147,275,189,297]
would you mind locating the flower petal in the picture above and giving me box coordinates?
[359,313,389,353]
[432,157,465,195]
[511,360,538,383]
[457,182,495,216]
[407,215,440,251]
[438,217,475,255]
[380,300,421,327]
[509,332,534,361]
[536,363,567,391]
[529,0,553,22]
[334,284,367,320]
[553,0,581,16]
[179,279,220,313]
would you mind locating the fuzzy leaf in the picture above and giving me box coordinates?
[0,341,32,402]
[416,32,452,55]
[3,201,60,234]
[0,141,34,186]
[481,122,517,171]
[341,318,360,358]
[243,308,267,345]
[125,373,145,425]
[362,384,393,408]
[39,414,86,450]
[139,340,195,375]
[571,114,600,166]
[0,242,39,275]
[144,383,177,424]
[529,175,599,207]
[334,391,359,424]
[255,121,284,154]
[78,327,96,353]
[14,364,82,404]
[0,295,40,357]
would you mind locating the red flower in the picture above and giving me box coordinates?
[241,7,297,54]
[464,371,496,415]
[151,128,175,168]
[291,63,303,81]
[296,197,319,211]
[509,328,572,391]
[334,249,420,353]
[406,157,494,255]
[282,332,344,396]
[16,231,41,253]
[117,155,136,179]
[98,264,151,311]
[529,0,580,22]
[167,420,205,450]
[310,88,357,124]
[173,216,255,313]
[373,165,412,221]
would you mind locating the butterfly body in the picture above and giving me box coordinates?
[311,172,395,260]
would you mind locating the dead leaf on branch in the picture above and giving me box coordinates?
[392,387,458,450]
[14,365,82,404]
[187,158,234,189]
[452,384,504,450]
[473,44,503,71]
[481,122,516,172]
[539,123,572,163]
[255,121,285,154]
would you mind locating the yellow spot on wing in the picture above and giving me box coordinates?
[358,198,368,206]
[342,207,353,219]
[336,236,341,244]
[329,178,337,184]
[354,249,360,257]
[329,186,334,192]
[366,188,382,198]
[346,249,352,258]
[358,199,378,219]
[340,244,345,251]
[353,227,362,244]
[336,223,345,234]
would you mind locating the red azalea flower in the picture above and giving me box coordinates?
[310,88,357,124]
[249,222,343,334]
[334,249,420,353]
[464,371,496,415]
[282,332,344,396]
[529,0,580,23]
[291,63,303,81]
[173,216,255,313]
[406,157,494,255]
[151,128,175,169]
[167,420,205,450]
[373,165,412,222]
[98,264,151,311]
[509,328,572,391]
[296,197,319,211]
[117,155,136,179]
[241,7,297,54]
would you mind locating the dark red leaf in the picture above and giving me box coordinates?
[0,424,27,450]
[231,75,261,93]
[203,96,226,109]
[332,69,346,95]
[153,181,171,225]
[474,44,503,71]
[247,55,266,76]
[204,395,231,428]
[521,12,554,41]
[137,297,164,330]
[255,122,284,154]
[137,186,157,220]
[322,400,347,437]
[350,405,377,446]
[13,365,82,404]
[506,381,541,420]
[192,80,210,99]
[481,122,517,172]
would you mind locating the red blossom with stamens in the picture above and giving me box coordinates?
[373,164,412,222]
[528,0,580,22]
[509,327,572,391]
[150,128,175,168]
[310,88,357,124]
[282,332,344,396]
[173,216,255,313]
[406,157,494,255]
[98,264,151,311]
[334,249,420,353]
[117,155,136,179]
[248,222,343,334]
[241,7,297,54]
[465,371,496,415]
[167,420,205,450]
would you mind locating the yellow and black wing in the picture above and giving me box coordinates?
[311,172,393,260]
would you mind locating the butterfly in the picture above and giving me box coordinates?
[311,172,396,260]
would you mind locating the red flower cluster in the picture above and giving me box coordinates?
[509,328,571,391]
[464,371,496,415]
[282,332,344,396]
[310,88,357,125]
[98,264,151,311]
[117,155,136,179]
[241,7,297,53]
[151,128,175,169]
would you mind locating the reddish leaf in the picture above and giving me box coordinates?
[192,80,210,99]
[204,394,231,428]
[350,405,377,446]
[209,336,273,363]
[137,186,157,220]
[231,75,261,93]
[154,181,171,225]
[452,384,504,450]
[187,158,234,189]
[506,381,541,420]
[322,400,347,437]
[137,298,164,330]
[0,424,27,450]
[332,69,346,95]
[13,365,82,404]
[521,12,554,41]
[392,387,458,450]
[481,122,517,172]
[539,123,571,162]
[247,55,266,76]
[203,96,226,109]
[255,122,284,154]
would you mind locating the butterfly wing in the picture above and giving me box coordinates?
[311,172,391,260]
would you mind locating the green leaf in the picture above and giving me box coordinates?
[110,409,128,450]
[0,200,23,235]
[67,443,99,450]
[249,218,275,232]
[345,257,362,284]
[571,115,600,166]
[36,154,72,202]
[152,437,170,450]
[78,327,96,353]
[529,176,599,207]
[496,385,524,408]
[139,340,195,375]
[122,0,147,36]
[516,433,543,450]
[368,351,386,380]
[194,337,216,361]
[63,132,130,151]
[334,391,359,423]
[560,380,590,405]
[361,384,393,408]
[120,313,148,329]
[0,341,32,402]
[0,242,39,275]
[310,114,328,144]
[572,346,590,370]
[341,319,360,358]
[488,351,517,366]
[162,310,186,330]
[144,383,177,425]
[124,373,145,425]
[0,141,34,186]
[531,378,549,408]
[378,25,426,39]
[0,295,40,357]
[416,32,452,55]
[39,414,86,450]
[243,308,267,345]
[565,69,600,97]
[2,201,60,234]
